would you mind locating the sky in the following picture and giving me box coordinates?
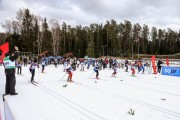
[0,0,180,32]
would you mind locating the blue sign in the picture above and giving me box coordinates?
[162,66,180,76]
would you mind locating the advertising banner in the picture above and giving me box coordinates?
[162,66,180,76]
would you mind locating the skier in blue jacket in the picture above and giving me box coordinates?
[94,64,100,79]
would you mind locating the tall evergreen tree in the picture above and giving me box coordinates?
[21,9,34,52]
[41,18,52,52]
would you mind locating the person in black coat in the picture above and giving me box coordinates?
[157,59,163,73]
[3,46,19,95]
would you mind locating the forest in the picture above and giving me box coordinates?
[1,8,180,58]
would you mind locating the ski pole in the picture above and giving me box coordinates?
[89,72,94,78]
[38,68,39,81]
[59,73,67,81]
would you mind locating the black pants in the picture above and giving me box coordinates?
[55,63,57,67]
[5,73,16,94]
[125,64,128,72]
[24,62,27,67]
[17,67,22,74]
[30,69,35,81]
[42,65,45,72]
[158,67,161,73]
[95,70,99,78]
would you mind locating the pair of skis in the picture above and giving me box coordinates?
[29,81,38,86]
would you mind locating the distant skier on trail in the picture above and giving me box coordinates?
[66,65,73,82]
[54,58,58,68]
[94,64,100,79]
[16,61,22,75]
[138,61,145,74]
[41,60,46,73]
[80,61,85,71]
[125,59,129,72]
[112,65,118,77]
[29,59,39,82]
[131,64,136,76]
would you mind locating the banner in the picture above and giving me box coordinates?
[151,55,157,74]
[162,66,180,76]
[166,57,169,66]
[0,42,9,61]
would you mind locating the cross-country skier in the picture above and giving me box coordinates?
[54,58,58,68]
[16,62,22,75]
[29,60,39,82]
[80,61,85,71]
[66,66,73,82]
[125,59,129,72]
[94,64,100,79]
[112,65,118,77]
[138,61,145,74]
[87,60,91,69]
[41,60,46,73]
[131,64,136,76]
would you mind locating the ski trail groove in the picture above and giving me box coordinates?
[60,80,180,118]
[32,82,108,120]
[101,77,180,97]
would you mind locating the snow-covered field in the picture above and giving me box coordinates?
[0,64,180,120]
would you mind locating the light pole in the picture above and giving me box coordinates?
[101,45,107,57]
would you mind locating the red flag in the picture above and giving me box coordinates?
[0,42,9,61]
[151,55,157,74]
[166,57,169,66]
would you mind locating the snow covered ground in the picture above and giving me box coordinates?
[0,64,180,120]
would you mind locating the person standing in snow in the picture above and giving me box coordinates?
[3,46,19,95]
[23,56,28,67]
[29,60,39,82]
[157,59,163,73]
[94,64,100,79]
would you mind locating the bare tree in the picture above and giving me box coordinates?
[49,19,61,56]
[1,20,13,34]
[33,15,43,54]
[16,9,25,34]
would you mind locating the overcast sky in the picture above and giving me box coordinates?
[0,0,180,32]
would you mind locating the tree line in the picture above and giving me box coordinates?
[1,8,180,58]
